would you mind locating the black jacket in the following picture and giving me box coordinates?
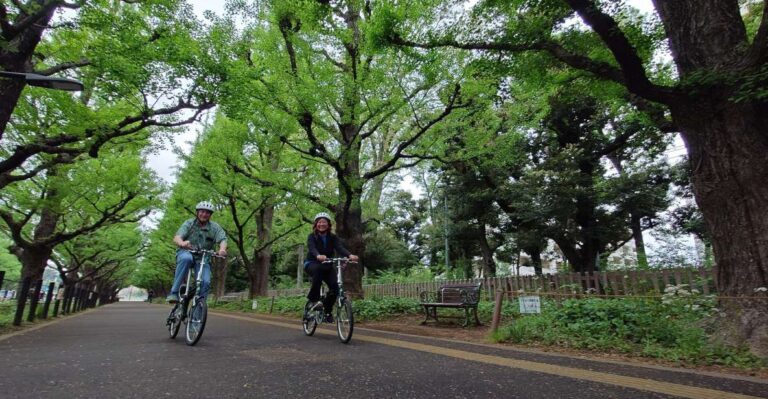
[305,232,350,264]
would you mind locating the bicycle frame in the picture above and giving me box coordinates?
[167,248,224,345]
[303,257,356,343]
[319,258,348,302]
[186,250,213,302]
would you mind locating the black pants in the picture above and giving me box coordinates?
[306,261,338,314]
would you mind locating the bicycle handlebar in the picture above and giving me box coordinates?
[322,257,358,264]
[188,248,227,259]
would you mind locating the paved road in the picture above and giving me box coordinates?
[0,303,766,398]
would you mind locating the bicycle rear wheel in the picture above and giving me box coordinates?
[167,305,181,339]
[302,301,318,336]
[185,299,207,346]
[336,298,354,343]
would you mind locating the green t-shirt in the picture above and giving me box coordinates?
[175,218,227,251]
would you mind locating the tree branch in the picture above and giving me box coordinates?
[0,153,77,189]
[563,0,678,103]
[2,1,58,41]
[40,195,149,247]
[314,48,348,72]
[228,159,336,212]
[364,83,466,179]
[35,58,91,75]
[390,8,680,104]
[0,99,213,188]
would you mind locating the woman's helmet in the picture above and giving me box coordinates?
[196,201,215,213]
[313,212,332,223]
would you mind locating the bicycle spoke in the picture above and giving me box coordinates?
[185,300,207,346]
[302,301,318,336]
[336,298,354,343]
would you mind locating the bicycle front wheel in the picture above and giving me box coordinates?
[302,301,318,336]
[336,298,354,343]
[185,299,207,346]
[167,305,181,339]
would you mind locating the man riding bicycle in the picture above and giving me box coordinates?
[304,212,358,323]
[167,201,227,303]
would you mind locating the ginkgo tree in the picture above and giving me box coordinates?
[213,0,473,296]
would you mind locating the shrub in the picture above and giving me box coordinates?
[491,295,765,368]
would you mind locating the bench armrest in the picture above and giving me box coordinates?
[419,290,438,303]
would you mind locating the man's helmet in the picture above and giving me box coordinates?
[196,201,215,213]
[314,212,332,223]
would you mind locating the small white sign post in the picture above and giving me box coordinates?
[519,296,541,314]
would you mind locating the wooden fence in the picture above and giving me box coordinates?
[258,267,716,301]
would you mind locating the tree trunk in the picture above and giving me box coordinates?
[213,257,228,298]
[630,214,649,269]
[529,250,543,276]
[249,248,271,299]
[0,5,57,139]
[477,225,497,277]
[673,99,768,356]
[336,194,366,298]
[248,206,275,298]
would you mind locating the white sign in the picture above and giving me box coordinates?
[252,300,258,310]
[519,296,541,314]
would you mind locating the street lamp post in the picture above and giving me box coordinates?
[0,71,84,91]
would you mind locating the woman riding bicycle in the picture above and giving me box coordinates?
[304,212,358,323]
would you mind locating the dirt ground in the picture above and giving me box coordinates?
[358,314,768,380]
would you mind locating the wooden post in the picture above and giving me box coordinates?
[0,270,4,290]
[62,285,72,315]
[27,279,43,322]
[41,282,55,319]
[79,287,87,311]
[270,296,275,314]
[53,288,61,317]
[73,286,82,312]
[491,290,505,332]
[297,244,304,288]
[13,277,32,326]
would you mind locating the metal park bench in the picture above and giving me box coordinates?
[418,283,482,327]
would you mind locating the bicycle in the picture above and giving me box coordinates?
[166,248,225,346]
[302,257,357,343]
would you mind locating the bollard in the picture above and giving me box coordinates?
[41,282,55,319]
[490,290,505,332]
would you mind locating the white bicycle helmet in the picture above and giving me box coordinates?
[196,201,215,213]
[314,212,332,223]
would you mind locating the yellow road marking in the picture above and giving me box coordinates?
[214,312,765,399]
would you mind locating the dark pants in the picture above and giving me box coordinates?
[306,261,338,314]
